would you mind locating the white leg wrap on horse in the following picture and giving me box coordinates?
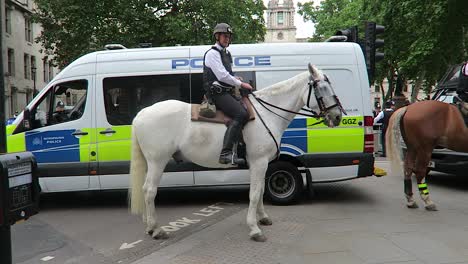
[420,193,433,205]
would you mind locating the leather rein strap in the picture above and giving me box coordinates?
[246,79,338,160]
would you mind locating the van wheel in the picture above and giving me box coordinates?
[265,161,303,205]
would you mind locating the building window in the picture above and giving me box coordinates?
[374,84,380,93]
[277,12,284,25]
[31,56,36,80]
[5,7,11,34]
[48,61,54,81]
[24,54,31,79]
[25,16,33,42]
[7,49,15,76]
[43,58,48,82]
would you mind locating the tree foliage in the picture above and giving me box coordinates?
[33,0,266,68]
[298,0,468,100]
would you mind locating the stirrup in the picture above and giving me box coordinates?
[219,151,245,165]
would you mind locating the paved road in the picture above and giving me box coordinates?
[11,160,468,264]
[134,160,468,264]
[12,187,249,264]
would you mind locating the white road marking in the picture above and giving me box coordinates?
[119,240,143,250]
[41,256,55,261]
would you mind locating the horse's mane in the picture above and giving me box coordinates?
[254,71,312,97]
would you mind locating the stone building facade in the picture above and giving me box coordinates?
[2,0,56,119]
[264,0,297,43]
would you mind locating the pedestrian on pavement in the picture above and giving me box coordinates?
[203,22,253,165]
[374,100,395,157]
[373,102,381,118]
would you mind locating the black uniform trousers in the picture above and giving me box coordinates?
[212,93,248,124]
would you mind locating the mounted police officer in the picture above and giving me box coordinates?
[203,23,253,165]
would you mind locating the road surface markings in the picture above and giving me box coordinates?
[41,256,55,261]
[119,240,143,250]
[161,204,225,232]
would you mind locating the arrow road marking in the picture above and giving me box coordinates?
[119,240,143,250]
[41,256,55,261]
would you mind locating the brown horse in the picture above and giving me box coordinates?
[386,100,468,210]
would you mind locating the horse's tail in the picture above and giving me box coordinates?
[129,126,147,217]
[386,107,407,177]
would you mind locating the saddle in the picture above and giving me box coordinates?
[191,97,255,124]
[190,97,255,166]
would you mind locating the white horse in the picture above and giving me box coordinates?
[129,63,344,242]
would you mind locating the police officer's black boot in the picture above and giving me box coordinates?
[219,120,246,165]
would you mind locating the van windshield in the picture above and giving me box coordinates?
[436,64,462,90]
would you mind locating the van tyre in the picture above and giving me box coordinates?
[265,161,303,205]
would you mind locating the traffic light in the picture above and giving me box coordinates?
[365,21,385,82]
[335,26,358,43]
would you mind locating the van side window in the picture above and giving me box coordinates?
[234,71,256,90]
[30,80,88,129]
[190,73,204,104]
[103,74,190,125]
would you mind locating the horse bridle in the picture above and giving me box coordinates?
[248,75,347,160]
[251,75,346,122]
[305,75,347,117]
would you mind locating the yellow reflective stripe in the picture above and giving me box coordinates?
[418,183,428,194]
[7,133,26,153]
[80,128,96,162]
[97,126,132,161]
[306,116,364,153]
[6,124,16,136]
[306,116,364,128]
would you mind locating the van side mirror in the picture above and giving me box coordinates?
[23,109,31,130]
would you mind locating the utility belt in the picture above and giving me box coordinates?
[209,82,235,95]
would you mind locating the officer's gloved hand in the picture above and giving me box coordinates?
[240,88,251,97]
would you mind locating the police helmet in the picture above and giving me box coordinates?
[384,100,395,108]
[213,23,233,37]
[56,101,65,108]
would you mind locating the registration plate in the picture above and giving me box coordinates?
[428,161,435,168]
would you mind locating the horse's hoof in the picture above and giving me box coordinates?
[152,230,169,240]
[259,218,273,226]
[425,204,438,211]
[251,233,267,242]
[406,202,419,209]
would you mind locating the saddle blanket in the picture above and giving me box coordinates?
[191,97,255,124]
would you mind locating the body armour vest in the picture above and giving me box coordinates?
[203,46,234,92]
[382,109,394,131]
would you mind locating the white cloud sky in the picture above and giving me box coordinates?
[262,0,319,38]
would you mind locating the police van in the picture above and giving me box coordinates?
[430,62,468,175]
[6,42,375,204]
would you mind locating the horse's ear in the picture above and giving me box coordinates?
[308,63,320,79]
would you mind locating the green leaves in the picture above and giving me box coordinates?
[298,0,468,97]
[33,0,266,68]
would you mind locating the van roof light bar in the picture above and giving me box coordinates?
[104,44,127,50]
[324,36,347,42]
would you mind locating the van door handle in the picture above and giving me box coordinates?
[72,130,89,136]
[99,129,116,135]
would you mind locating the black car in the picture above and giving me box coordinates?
[430,63,468,175]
